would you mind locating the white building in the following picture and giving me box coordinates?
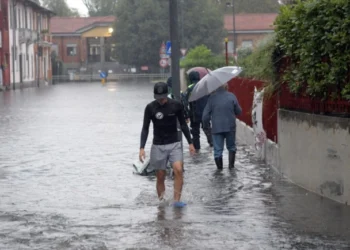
[8,0,54,88]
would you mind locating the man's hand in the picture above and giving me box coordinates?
[189,144,196,155]
[139,148,146,163]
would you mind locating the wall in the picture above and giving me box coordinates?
[53,36,82,64]
[278,109,350,205]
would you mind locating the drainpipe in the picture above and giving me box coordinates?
[12,0,17,90]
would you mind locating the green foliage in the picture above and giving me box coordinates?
[237,47,253,60]
[42,0,80,17]
[238,34,278,95]
[180,45,226,71]
[82,0,117,17]
[114,0,225,68]
[212,0,280,14]
[275,0,350,100]
[183,45,212,60]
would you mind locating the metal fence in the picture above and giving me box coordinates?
[279,85,350,118]
[228,78,279,143]
[52,73,171,83]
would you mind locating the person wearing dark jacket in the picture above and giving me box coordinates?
[185,71,213,150]
[140,82,195,207]
[202,85,242,170]
[166,77,190,120]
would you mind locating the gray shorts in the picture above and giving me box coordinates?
[150,142,183,171]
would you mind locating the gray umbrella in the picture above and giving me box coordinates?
[188,66,243,102]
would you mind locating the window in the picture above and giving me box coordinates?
[25,8,28,29]
[18,8,21,29]
[67,44,77,56]
[26,53,29,79]
[241,40,253,48]
[12,46,18,72]
[31,55,34,78]
[37,14,41,32]
[227,41,233,53]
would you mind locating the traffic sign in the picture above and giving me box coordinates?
[166,41,171,56]
[159,42,166,58]
[159,58,168,68]
[180,48,187,56]
[100,71,107,78]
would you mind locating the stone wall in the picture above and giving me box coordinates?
[278,109,350,205]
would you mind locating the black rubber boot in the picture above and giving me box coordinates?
[229,151,236,169]
[215,157,223,170]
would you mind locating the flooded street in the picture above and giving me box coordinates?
[1,81,350,250]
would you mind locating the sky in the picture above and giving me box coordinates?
[67,0,88,16]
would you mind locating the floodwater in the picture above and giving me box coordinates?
[0,81,350,250]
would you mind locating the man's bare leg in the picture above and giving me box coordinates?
[156,170,166,200]
[172,161,184,202]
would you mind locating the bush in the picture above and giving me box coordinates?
[238,34,278,96]
[275,0,350,100]
[180,45,226,71]
[237,47,253,61]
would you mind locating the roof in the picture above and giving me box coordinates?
[224,13,278,31]
[50,16,116,34]
[26,0,55,15]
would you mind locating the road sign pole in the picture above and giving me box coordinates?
[169,0,182,143]
[169,0,180,101]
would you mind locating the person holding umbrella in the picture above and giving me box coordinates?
[188,66,243,170]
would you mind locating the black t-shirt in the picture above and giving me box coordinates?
[140,98,192,148]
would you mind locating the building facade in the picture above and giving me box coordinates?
[0,0,11,89]
[50,16,116,76]
[7,0,53,89]
[224,13,278,53]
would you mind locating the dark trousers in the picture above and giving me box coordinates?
[190,120,213,150]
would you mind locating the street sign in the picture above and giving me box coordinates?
[159,42,166,58]
[166,41,171,56]
[159,58,168,68]
[180,48,187,56]
[100,71,107,78]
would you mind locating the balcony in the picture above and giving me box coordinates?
[18,29,38,44]
[37,33,52,47]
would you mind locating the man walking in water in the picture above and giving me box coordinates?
[139,82,195,207]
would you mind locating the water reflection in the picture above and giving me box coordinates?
[0,82,349,249]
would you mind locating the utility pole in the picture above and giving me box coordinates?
[169,0,182,143]
[169,0,180,101]
[232,0,236,60]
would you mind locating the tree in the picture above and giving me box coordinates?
[114,0,225,69]
[31,0,41,4]
[42,0,80,17]
[213,0,280,13]
[82,0,117,16]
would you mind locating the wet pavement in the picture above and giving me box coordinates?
[1,81,350,250]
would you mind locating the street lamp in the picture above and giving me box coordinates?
[226,1,236,59]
